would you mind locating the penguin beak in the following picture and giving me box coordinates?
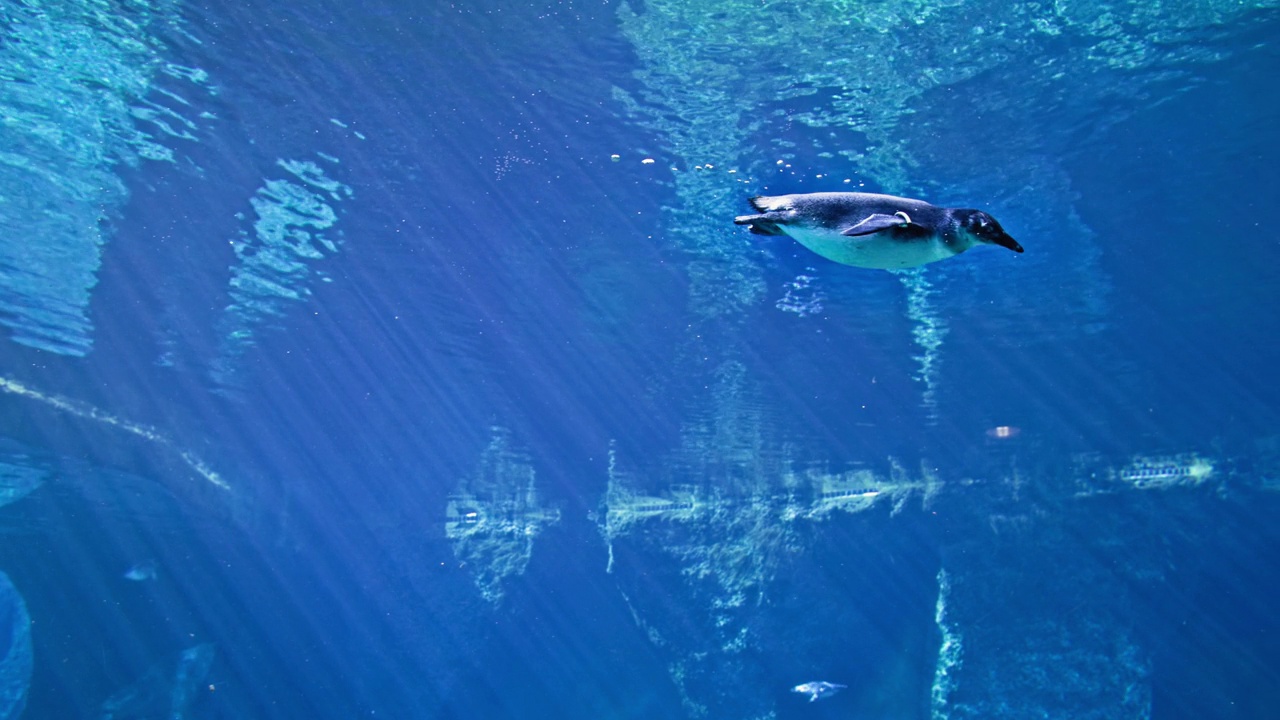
[989,231,1024,254]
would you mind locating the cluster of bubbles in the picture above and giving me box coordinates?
[774,271,825,317]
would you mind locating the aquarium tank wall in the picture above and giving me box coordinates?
[0,0,1278,719]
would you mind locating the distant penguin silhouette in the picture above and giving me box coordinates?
[792,680,846,702]
[123,559,157,581]
[734,192,1022,270]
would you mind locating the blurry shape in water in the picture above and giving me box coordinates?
[123,560,158,582]
[0,451,48,509]
[0,571,32,720]
[792,680,846,702]
[101,643,214,720]
[446,427,560,604]
[735,192,1023,271]
[986,425,1022,440]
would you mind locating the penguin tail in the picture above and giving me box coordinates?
[733,214,786,236]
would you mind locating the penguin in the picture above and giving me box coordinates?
[791,681,846,702]
[734,192,1022,270]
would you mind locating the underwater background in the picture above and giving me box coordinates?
[2,0,1279,718]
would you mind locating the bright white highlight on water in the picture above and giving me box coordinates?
[932,568,962,719]
[0,376,230,492]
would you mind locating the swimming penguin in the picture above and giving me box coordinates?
[734,192,1022,270]
[792,680,846,702]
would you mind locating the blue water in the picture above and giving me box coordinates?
[1,1,1279,718]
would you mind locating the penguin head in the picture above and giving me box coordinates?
[955,209,1023,254]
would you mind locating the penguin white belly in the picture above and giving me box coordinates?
[785,227,956,270]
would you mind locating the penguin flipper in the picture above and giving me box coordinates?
[840,213,910,237]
